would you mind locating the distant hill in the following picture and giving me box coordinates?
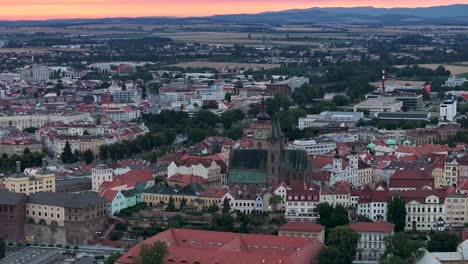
[2,4,468,27]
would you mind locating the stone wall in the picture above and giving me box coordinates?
[24,224,67,246]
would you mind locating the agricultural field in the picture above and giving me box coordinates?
[395,63,468,75]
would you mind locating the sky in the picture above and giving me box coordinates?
[0,0,467,20]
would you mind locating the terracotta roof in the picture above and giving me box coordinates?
[100,190,119,202]
[350,222,394,233]
[279,222,325,232]
[460,179,468,191]
[116,228,323,264]
[308,156,333,169]
[168,173,206,184]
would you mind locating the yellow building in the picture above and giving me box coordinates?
[3,161,55,195]
[143,183,205,208]
[433,161,446,188]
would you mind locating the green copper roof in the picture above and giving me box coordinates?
[386,139,397,146]
[281,149,309,170]
[229,149,268,170]
[367,143,376,150]
[403,139,412,145]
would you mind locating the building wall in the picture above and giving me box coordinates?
[4,174,56,195]
[26,204,65,227]
[355,231,392,263]
[405,197,444,231]
[279,230,325,244]
[0,142,43,156]
[0,202,26,241]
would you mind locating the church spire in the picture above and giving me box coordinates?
[256,98,271,121]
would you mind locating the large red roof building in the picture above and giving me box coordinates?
[116,228,323,264]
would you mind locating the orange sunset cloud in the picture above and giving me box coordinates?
[0,0,467,20]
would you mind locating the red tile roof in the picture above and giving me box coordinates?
[350,222,394,233]
[100,190,119,202]
[279,222,325,232]
[116,228,323,264]
[168,173,206,184]
[308,156,333,169]
[389,169,434,189]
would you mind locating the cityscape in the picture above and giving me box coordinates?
[2,2,468,264]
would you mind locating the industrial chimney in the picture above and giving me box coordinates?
[16,161,21,173]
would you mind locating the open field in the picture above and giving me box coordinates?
[151,31,356,46]
[0,47,89,54]
[168,61,281,69]
[395,63,468,75]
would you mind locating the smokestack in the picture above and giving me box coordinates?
[16,161,21,173]
[42,158,47,170]
[381,69,386,95]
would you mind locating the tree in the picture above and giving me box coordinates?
[427,232,460,252]
[319,246,347,264]
[381,232,424,264]
[99,145,109,160]
[61,140,74,164]
[82,149,94,165]
[323,226,360,264]
[0,237,4,259]
[222,197,231,214]
[387,196,407,232]
[73,149,81,163]
[135,241,168,264]
[269,195,283,212]
[179,198,187,211]
[225,92,232,102]
[166,196,176,212]
[105,252,122,264]
[332,95,349,106]
[331,204,349,227]
[207,204,219,213]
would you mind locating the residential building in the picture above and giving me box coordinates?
[279,222,325,243]
[115,229,323,264]
[0,138,42,156]
[445,75,467,88]
[350,222,394,264]
[3,161,56,195]
[391,190,446,231]
[21,65,50,82]
[444,190,467,228]
[357,185,388,221]
[143,183,205,209]
[287,138,336,155]
[0,190,27,241]
[440,99,457,122]
[285,185,320,222]
[0,112,92,130]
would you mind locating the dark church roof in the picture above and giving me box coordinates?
[229,149,268,170]
[272,118,283,139]
[281,149,309,170]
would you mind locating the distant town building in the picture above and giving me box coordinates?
[440,99,457,122]
[353,98,403,113]
[445,75,467,88]
[20,65,50,82]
